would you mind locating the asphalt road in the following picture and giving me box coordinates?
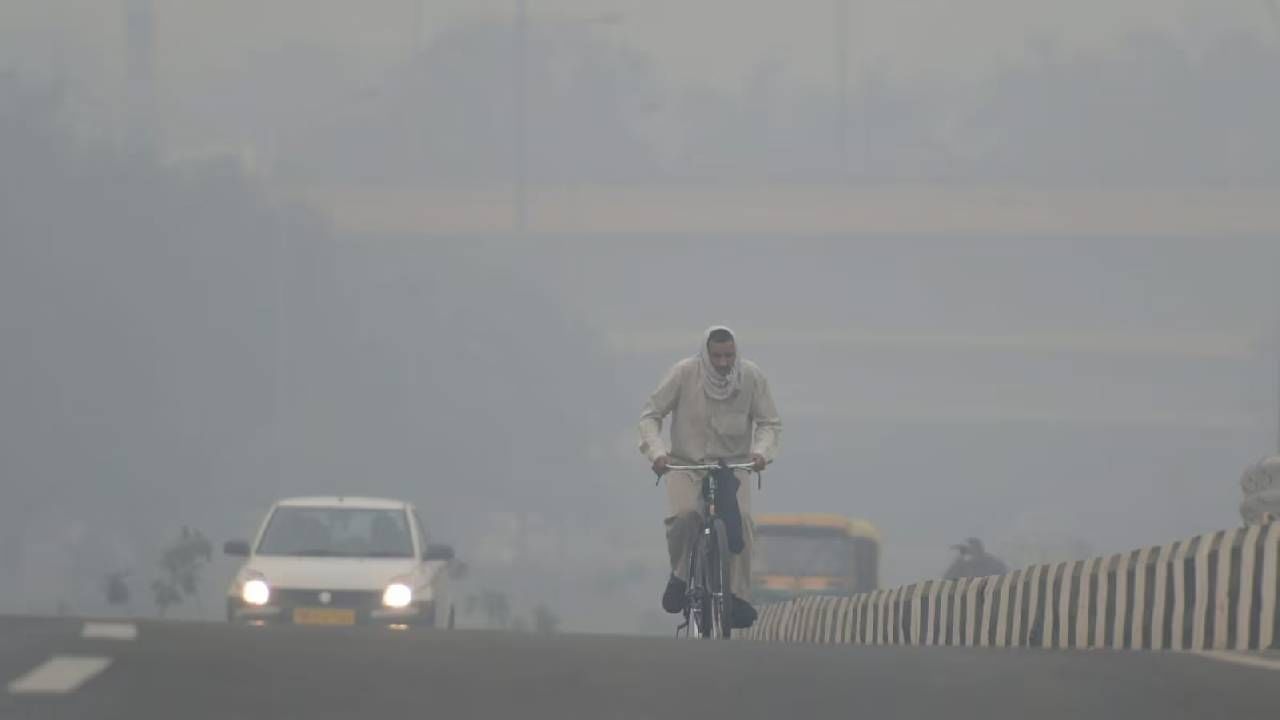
[1,615,1277,719]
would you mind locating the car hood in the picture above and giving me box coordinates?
[240,556,422,590]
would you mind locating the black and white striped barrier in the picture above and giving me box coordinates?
[740,521,1280,651]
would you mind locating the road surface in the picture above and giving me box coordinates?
[1,615,1276,719]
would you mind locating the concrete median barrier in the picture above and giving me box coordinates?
[741,521,1280,651]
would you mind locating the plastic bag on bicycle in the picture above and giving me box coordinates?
[700,467,745,554]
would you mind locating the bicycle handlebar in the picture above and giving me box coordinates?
[654,460,768,489]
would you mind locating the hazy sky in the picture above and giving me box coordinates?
[2,1,1273,92]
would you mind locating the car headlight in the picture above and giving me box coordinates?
[242,578,270,606]
[383,582,413,609]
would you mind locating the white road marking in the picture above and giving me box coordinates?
[82,622,138,641]
[1198,651,1280,673]
[8,656,112,694]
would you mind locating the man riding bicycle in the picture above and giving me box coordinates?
[639,326,781,629]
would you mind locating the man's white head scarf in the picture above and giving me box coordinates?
[698,325,742,401]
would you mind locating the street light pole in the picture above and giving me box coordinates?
[413,0,426,54]
[122,0,158,158]
[513,0,529,234]
[836,0,850,179]
[1274,324,1280,454]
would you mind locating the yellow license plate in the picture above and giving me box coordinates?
[293,607,356,626]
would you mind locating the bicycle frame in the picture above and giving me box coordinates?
[664,461,757,638]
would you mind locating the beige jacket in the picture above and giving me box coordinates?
[638,357,781,464]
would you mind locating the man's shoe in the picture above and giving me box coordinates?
[730,596,757,629]
[662,576,688,614]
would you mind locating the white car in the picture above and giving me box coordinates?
[224,496,456,628]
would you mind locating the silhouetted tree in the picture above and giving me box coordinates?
[151,527,212,617]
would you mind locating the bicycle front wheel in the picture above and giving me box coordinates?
[707,518,733,639]
[687,527,711,638]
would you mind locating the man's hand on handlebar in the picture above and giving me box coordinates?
[652,455,671,476]
[750,453,767,472]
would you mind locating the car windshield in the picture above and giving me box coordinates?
[755,530,851,578]
[256,507,414,558]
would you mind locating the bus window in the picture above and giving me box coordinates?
[756,529,851,578]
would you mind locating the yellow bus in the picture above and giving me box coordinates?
[751,513,881,603]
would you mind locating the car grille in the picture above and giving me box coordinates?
[272,588,381,610]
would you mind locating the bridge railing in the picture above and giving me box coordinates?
[741,521,1280,651]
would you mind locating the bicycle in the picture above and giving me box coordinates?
[659,460,761,639]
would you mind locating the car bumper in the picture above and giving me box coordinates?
[226,598,433,626]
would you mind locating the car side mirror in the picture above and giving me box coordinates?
[223,540,251,557]
[423,544,455,561]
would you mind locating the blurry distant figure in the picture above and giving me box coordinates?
[944,538,1008,579]
[1240,456,1280,525]
[447,560,470,581]
[532,604,561,634]
[103,570,131,606]
[465,589,512,629]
